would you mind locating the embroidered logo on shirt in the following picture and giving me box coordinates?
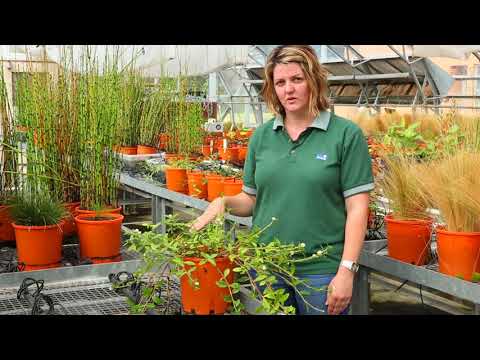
[315,153,327,160]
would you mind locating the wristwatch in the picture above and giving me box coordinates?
[340,260,359,273]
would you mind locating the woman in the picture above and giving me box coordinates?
[193,45,374,315]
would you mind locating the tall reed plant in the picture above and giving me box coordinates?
[117,69,145,147]
[0,61,20,204]
[76,46,122,210]
[139,77,176,148]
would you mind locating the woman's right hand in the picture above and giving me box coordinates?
[191,197,226,231]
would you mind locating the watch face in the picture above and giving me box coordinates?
[352,263,359,272]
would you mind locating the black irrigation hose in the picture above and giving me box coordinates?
[0,248,23,273]
[17,278,45,301]
[0,260,21,273]
[109,271,145,304]
[16,277,67,315]
[32,293,55,315]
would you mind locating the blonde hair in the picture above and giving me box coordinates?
[261,45,330,118]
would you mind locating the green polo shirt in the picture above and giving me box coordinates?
[242,111,374,275]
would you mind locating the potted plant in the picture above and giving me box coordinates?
[71,47,126,263]
[186,168,208,199]
[117,69,145,155]
[125,214,327,315]
[164,158,196,195]
[139,79,174,153]
[9,192,66,271]
[415,151,480,281]
[164,77,205,158]
[0,65,19,242]
[379,154,433,265]
[204,164,242,202]
[14,57,82,238]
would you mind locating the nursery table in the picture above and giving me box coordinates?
[120,173,480,315]
[351,239,480,315]
[119,172,253,231]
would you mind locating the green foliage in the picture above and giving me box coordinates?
[382,117,466,161]
[0,64,20,204]
[472,272,480,283]
[125,214,327,315]
[164,77,206,155]
[383,119,432,159]
[139,78,176,147]
[8,192,66,226]
[167,158,197,170]
[118,70,146,147]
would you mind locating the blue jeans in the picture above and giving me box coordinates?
[250,270,350,315]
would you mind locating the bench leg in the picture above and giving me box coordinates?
[351,266,370,315]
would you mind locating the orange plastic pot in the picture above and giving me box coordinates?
[158,133,170,150]
[62,202,81,238]
[206,175,233,202]
[165,153,183,163]
[75,213,124,264]
[237,146,248,162]
[75,206,122,216]
[436,227,480,281]
[215,138,226,152]
[187,171,208,199]
[385,214,432,265]
[218,147,238,162]
[137,145,158,154]
[165,168,188,194]
[118,146,137,155]
[223,178,243,196]
[201,144,212,158]
[180,256,235,315]
[0,205,15,242]
[12,222,64,270]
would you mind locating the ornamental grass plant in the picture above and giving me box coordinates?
[378,154,431,220]
[415,151,480,232]
[8,191,66,227]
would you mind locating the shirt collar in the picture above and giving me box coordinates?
[272,111,331,131]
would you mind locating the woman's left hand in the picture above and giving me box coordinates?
[325,268,354,315]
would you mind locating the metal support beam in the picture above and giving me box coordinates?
[351,266,370,315]
[329,72,411,82]
[217,71,235,126]
[326,45,366,75]
[220,106,232,122]
[243,83,264,126]
[387,45,426,104]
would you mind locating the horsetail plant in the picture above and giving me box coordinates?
[76,46,123,211]
[117,68,145,148]
[0,61,20,204]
